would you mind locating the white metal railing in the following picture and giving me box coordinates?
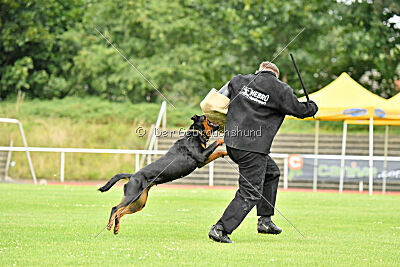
[136,101,167,169]
[146,101,167,157]
[1,145,399,194]
[0,146,166,183]
[0,118,36,184]
[4,140,13,179]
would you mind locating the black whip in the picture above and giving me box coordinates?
[290,53,310,102]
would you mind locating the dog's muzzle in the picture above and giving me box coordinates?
[208,120,220,131]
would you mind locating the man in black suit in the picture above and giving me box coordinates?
[208,62,318,243]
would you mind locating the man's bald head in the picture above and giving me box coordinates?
[256,61,279,78]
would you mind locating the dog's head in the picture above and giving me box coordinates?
[190,114,220,137]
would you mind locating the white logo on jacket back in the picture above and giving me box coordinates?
[240,85,269,105]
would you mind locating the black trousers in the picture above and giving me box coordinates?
[217,146,280,234]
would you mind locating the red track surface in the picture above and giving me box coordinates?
[16,180,400,195]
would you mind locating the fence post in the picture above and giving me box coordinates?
[209,161,214,186]
[148,101,166,151]
[0,119,36,184]
[5,140,13,179]
[60,152,65,183]
[382,125,389,194]
[283,156,288,189]
[368,117,374,196]
[339,121,347,193]
[147,154,151,165]
[313,120,320,192]
[135,154,140,172]
[18,121,37,184]
[162,107,167,131]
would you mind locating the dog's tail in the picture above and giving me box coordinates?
[98,173,132,192]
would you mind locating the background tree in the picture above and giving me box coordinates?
[1,0,399,102]
[0,0,84,99]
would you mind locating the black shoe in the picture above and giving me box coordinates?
[258,219,282,235]
[208,224,233,243]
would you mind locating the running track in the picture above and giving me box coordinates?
[15,180,400,195]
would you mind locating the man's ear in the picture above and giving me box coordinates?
[191,115,200,122]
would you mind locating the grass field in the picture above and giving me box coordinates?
[0,184,399,266]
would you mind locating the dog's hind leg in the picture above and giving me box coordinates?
[107,198,125,231]
[106,177,144,232]
[107,178,139,230]
[113,186,152,235]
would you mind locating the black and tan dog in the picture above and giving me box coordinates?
[98,115,227,234]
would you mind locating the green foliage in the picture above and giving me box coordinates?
[330,0,400,97]
[0,0,84,99]
[1,0,399,101]
[1,56,33,92]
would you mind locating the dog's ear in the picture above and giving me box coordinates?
[191,115,200,122]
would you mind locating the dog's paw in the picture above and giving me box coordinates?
[107,223,113,231]
[221,151,228,158]
[216,139,224,146]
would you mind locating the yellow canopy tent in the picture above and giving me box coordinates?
[389,92,400,102]
[346,120,400,125]
[344,92,400,193]
[386,93,400,125]
[387,92,400,113]
[297,72,395,121]
[290,72,400,195]
[344,119,398,194]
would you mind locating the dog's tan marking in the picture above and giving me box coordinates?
[198,151,228,168]
[216,138,224,146]
[112,183,156,235]
[107,198,125,230]
[202,119,213,137]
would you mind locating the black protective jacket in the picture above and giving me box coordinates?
[221,71,318,154]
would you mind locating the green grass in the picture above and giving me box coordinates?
[0,184,399,266]
[0,96,203,128]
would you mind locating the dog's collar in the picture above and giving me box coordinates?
[185,129,210,142]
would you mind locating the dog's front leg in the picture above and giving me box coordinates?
[198,151,228,168]
[197,138,225,168]
[203,138,224,157]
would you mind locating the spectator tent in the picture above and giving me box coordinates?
[343,92,400,193]
[388,92,400,108]
[294,72,400,195]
